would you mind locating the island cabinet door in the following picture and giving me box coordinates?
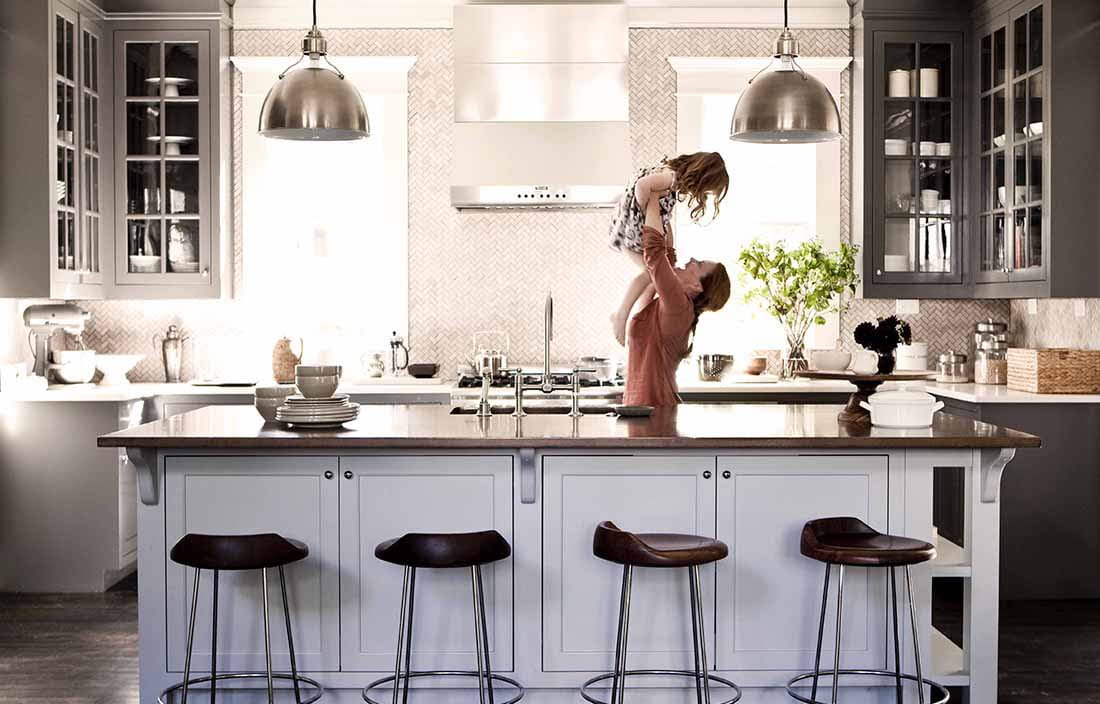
[542,455,717,673]
[338,455,514,673]
[164,456,341,673]
[713,455,890,672]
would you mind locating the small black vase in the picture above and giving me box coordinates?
[877,352,896,374]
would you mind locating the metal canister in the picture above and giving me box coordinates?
[153,324,187,382]
[936,350,969,383]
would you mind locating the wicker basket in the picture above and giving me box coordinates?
[1006,348,1100,393]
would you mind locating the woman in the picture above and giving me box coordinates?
[622,196,731,408]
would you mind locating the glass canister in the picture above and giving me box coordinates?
[974,340,1009,385]
[937,351,969,383]
[972,318,1009,356]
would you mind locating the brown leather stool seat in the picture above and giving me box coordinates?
[593,520,728,568]
[800,517,936,567]
[375,529,511,569]
[169,532,309,571]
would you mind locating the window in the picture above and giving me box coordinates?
[235,57,414,363]
[671,58,847,358]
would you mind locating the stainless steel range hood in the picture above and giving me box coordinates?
[451,4,631,209]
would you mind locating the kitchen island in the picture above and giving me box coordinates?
[100,404,1038,704]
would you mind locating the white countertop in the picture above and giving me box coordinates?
[5,377,1100,405]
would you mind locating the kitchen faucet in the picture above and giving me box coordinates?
[509,292,594,418]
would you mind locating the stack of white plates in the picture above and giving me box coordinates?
[275,394,359,429]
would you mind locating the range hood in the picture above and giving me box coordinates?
[451,4,631,209]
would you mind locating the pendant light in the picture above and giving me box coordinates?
[730,0,840,144]
[258,0,369,140]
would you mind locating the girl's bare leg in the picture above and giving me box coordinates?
[612,250,654,346]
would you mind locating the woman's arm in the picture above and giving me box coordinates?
[633,170,675,210]
[641,198,691,313]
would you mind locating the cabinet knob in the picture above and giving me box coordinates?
[722,470,731,479]
[324,470,334,480]
[876,269,883,276]
[703,470,712,479]
[344,470,353,480]
[202,268,210,278]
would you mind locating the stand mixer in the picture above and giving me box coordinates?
[22,304,90,377]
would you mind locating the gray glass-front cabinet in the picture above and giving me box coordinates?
[114,30,212,293]
[861,29,965,299]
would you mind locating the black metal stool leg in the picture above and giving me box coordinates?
[261,568,275,704]
[688,571,703,704]
[471,567,488,704]
[690,566,712,704]
[905,566,927,704]
[475,566,496,704]
[831,565,845,704]
[210,570,218,704]
[810,563,831,703]
[392,566,412,704]
[182,568,201,704]
[612,565,634,704]
[279,567,303,704]
[891,568,902,704]
[402,568,416,704]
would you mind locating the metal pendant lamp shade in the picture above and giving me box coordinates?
[730,4,841,144]
[259,4,369,141]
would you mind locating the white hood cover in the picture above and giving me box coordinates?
[451,4,631,209]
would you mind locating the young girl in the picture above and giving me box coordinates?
[608,152,730,345]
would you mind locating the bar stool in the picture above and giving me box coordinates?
[786,517,949,704]
[160,532,323,704]
[362,530,524,704]
[580,521,742,704]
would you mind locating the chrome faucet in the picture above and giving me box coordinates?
[510,292,594,418]
[475,367,494,418]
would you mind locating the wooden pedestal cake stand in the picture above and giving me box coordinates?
[796,370,936,424]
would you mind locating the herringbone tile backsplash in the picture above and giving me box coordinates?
[69,26,1004,382]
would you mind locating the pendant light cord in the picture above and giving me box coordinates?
[312,0,318,28]
[783,0,789,29]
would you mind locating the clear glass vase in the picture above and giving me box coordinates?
[782,331,809,379]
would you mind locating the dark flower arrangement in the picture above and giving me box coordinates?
[853,316,913,374]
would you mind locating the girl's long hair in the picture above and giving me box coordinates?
[664,152,730,222]
[683,263,732,359]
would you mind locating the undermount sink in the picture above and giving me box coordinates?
[449,405,610,415]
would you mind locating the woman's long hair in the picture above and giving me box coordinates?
[683,263,732,359]
[664,152,730,222]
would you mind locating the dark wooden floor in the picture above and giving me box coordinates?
[1,575,1098,703]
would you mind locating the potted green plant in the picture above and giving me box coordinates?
[853,316,912,374]
[739,238,860,378]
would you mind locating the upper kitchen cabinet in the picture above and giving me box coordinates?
[971,0,1100,298]
[113,22,230,299]
[853,1,969,299]
[0,0,112,299]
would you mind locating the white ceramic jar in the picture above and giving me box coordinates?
[896,342,929,371]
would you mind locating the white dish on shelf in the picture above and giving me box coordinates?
[884,139,908,156]
[1024,121,1044,137]
[918,141,937,156]
[169,261,199,273]
[147,135,194,156]
[935,142,952,156]
[145,76,194,97]
[129,254,161,273]
[992,134,1006,148]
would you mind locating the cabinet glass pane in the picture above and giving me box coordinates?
[57,147,74,207]
[993,90,1005,148]
[90,216,100,272]
[884,219,915,273]
[127,162,161,214]
[1014,14,1028,77]
[918,160,950,215]
[56,212,65,269]
[165,162,199,214]
[126,43,161,97]
[127,103,160,155]
[980,95,991,151]
[83,94,99,152]
[919,102,950,145]
[164,103,199,154]
[1010,209,1027,270]
[885,43,915,98]
[84,155,99,214]
[918,218,951,273]
[1029,7,1043,71]
[167,220,200,273]
[981,34,992,93]
[1012,81,1027,141]
[65,213,76,271]
[1027,73,1043,135]
[127,220,162,265]
[1028,139,1043,203]
[918,43,950,98]
[1027,206,1043,271]
[981,156,992,211]
[1013,144,1027,205]
[164,44,199,97]
[994,151,1006,208]
[56,16,74,80]
[886,160,914,215]
[994,28,1006,86]
[83,31,94,91]
[57,82,74,140]
[993,213,1007,271]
